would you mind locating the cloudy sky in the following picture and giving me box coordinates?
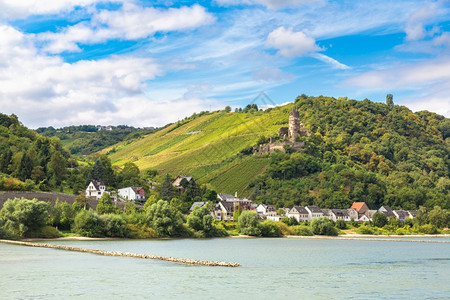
[0,0,449,128]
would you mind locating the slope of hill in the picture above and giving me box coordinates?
[102,95,449,210]
[36,125,155,155]
[103,107,289,194]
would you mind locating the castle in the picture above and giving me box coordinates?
[257,108,310,154]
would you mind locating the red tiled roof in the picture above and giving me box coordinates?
[350,202,367,212]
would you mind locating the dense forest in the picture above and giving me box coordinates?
[248,95,449,210]
[36,125,155,155]
[0,114,72,191]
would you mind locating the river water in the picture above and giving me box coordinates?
[1,237,449,299]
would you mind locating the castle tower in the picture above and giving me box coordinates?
[288,109,300,142]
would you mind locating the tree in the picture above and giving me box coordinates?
[48,151,66,185]
[238,210,260,236]
[159,174,176,201]
[224,106,231,113]
[187,206,215,237]
[120,162,140,186]
[0,198,49,237]
[260,220,282,237]
[386,94,394,109]
[372,212,388,227]
[100,214,127,237]
[146,200,184,237]
[91,159,105,181]
[73,194,89,211]
[17,153,33,181]
[428,206,449,228]
[96,193,117,215]
[74,209,103,237]
[310,217,338,236]
[414,206,428,226]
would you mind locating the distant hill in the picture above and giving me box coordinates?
[35,125,155,155]
[101,95,449,210]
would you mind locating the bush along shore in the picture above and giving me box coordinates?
[0,197,448,241]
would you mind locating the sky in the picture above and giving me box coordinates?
[0,0,449,129]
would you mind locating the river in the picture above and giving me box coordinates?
[1,237,449,299]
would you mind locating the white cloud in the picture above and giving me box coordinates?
[265,26,349,69]
[344,58,450,89]
[0,24,212,128]
[215,0,324,10]
[252,66,293,81]
[404,2,439,41]
[266,26,321,57]
[311,53,350,70]
[344,58,450,117]
[38,4,215,53]
[0,0,111,19]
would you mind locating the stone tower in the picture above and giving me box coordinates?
[288,109,300,142]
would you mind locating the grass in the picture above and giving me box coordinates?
[101,106,291,196]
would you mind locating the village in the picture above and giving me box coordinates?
[85,176,417,225]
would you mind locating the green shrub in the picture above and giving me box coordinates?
[291,225,313,236]
[27,226,61,238]
[277,222,293,235]
[335,219,347,229]
[310,217,338,236]
[125,224,157,239]
[238,211,261,236]
[260,220,282,237]
[419,224,438,234]
[74,210,104,237]
[100,214,127,237]
[357,224,379,235]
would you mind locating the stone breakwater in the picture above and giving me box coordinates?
[0,240,241,267]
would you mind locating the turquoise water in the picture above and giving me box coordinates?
[1,237,449,299]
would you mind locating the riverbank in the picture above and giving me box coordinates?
[19,233,450,242]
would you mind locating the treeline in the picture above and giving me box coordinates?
[1,197,448,240]
[0,113,72,191]
[248,95,449,210]
[35,125,155,155]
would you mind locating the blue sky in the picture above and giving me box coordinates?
[0,0,449,128]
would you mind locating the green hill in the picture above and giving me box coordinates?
[103,108,289,195]
[102,95,449,210]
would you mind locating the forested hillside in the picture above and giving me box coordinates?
[249,95,449,210]
[103,95,449,210]
[0,114,72,191]
[36,125,154,155]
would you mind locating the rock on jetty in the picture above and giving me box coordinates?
[0,240,241,267]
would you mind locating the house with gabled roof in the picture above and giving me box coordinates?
[85,180,109,200]
[256,204,276,217]
[287,206,309,222]
[379,205,396,218]
[305,205,324,219]
[328,209,351,222]
[118,186,145,202]
[172,175,193,193]
[351,202,370,219]
[393,210,409,222]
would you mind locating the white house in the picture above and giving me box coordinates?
[85,180,109,200]
[305,206,324,220]
[287,206,310,222]
[118,186,145,202]
[256,204,276,217]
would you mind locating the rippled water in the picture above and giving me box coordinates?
[1,237,449,299]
